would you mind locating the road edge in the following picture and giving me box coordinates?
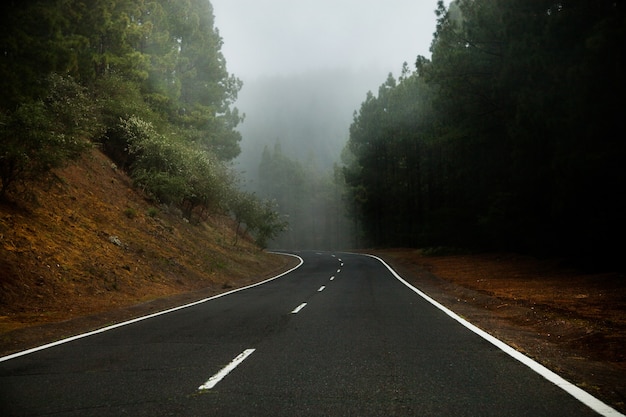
[363,252,625,417]
[0,253,303,363]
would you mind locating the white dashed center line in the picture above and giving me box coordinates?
[198,349,255,391]
[291,303,307,314]
[330,276,335,281]
[318,286,326,292]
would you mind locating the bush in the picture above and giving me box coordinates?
[227,191,289,248]
[118,116,235,220]
[123,207,137,219]
[254,199,289,249]
[96,75,159,169]
[0,74,99,197]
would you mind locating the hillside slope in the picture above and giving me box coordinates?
[0,148,289,334]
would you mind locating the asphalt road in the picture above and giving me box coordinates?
[0,251,620,416]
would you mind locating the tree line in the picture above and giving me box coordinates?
[0,0,286,247]
[343,0,625,267]
[255,143,353,250]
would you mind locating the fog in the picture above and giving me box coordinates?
[210,0,446,248]
[211,0,444,79]
[233,68,385,179]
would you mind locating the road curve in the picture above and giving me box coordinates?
[0,251,621,416]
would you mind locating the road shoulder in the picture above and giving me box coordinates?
[370,249,625,414]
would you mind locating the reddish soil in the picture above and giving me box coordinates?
[0,149,624,413]
[0,148,292,353]
[373,248,625,414]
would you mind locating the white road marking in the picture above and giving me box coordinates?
[198,349,255,390]
[291,303,307,314]
[365,253,626,417]
[336,269,341,273]
[330,276,335,281]
[0,253,304,363]
[340,262,344,267]
[318,286,325,292]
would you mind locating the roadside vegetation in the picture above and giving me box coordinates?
[0,0,293,332]
[0,0,286,247]
[0,146,291,334]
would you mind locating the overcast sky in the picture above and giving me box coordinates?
[211,0,446,80]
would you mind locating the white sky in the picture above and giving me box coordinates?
[211,0,446,80]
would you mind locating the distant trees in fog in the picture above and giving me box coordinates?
[256,143,354,250]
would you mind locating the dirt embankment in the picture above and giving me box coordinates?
[0,148,293,353]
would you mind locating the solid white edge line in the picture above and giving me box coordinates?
[291,303,307,314]
[0,253,304,363]
[363,253,625,417]
[198,348,256,390]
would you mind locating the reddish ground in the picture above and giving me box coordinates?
[373,249,625,413]
[0,148,291,350]
[0,149,624,413]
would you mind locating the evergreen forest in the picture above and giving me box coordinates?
[1,0,625,267]
[343,0,625,267]
[0,0,286,247]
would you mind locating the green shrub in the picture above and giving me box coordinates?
[0,74,99,197]
[123,208,137,219]
[147,207,158,217]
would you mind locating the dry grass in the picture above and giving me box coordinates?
[0,148,287,334]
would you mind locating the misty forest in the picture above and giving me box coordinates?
[1,0,625,268]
